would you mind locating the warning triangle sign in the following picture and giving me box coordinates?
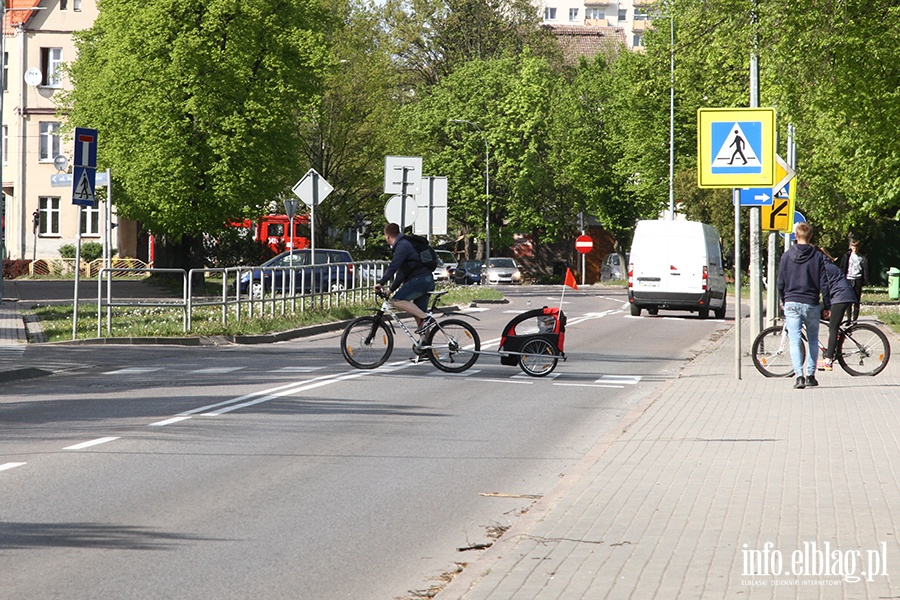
[712,123,761,168]
[73,170,95,205]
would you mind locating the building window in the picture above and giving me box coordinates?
[634,32,644,46]
[39,197,61,235]
[585,7,604,19]
[634,8,648,20]
[569,8,579,20]
[618,8,627,21]
[60,0,68,9]
[81,204,100,235]
[40,48,63,87]
[39,122,62,161]
[2,126,7,165]
[2,52,7,91]
[74,0,82,10]
[544,7,557,20]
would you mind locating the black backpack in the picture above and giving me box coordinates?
[405,234,439,270]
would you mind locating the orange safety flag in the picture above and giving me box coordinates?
[564,268,578,290]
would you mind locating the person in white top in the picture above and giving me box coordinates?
[838,237,869,322]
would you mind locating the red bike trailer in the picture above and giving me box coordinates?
[497,307,567,377]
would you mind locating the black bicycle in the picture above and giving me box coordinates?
[340,290,480,373]
[752,318,891,377]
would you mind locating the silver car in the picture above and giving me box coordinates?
[433,250,458,281]
[600,253,628,282]
[482,257,523,285]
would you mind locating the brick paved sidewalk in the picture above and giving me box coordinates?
[438,320,900,599]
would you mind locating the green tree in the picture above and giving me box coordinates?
[296,0,401,249]
[62,0,330,270]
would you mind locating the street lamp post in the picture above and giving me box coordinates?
[450,119,490,264]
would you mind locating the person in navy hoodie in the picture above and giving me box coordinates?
[776,222,829,389]
[818,247,859,372]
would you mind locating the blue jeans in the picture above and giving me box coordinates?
[785,301,821,377]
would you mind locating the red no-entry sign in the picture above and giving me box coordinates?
[575,234,593,254]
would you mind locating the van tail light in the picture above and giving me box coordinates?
[702,265,708,291]
[628,264,634,287]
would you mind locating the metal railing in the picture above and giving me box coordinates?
[94,260,389,337]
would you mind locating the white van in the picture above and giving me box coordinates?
[627,220,727,319]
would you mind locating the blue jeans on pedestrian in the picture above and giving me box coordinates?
[785,301,821,378]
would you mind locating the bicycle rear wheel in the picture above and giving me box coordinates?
[426,319,480,373]
[341,316,393,369]
[752,325,800,378]
[518,338,559,377]
[836,322,890,376]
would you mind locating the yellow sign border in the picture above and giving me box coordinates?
[761,176,796,233]
[697,108,776,188]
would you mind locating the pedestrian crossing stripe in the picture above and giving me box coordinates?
[710,122,762,174]
[595,375,641,385]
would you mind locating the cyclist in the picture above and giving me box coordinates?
[818,247,859,371]
[374,223,436,335]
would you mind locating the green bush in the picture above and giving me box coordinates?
[58,242,104,262]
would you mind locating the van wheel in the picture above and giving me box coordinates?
[698,308,710,319]
[714,298,727,319]
[630,304,642,317]
[647,308,659,316]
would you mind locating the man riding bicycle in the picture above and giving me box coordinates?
[374,223,436,335]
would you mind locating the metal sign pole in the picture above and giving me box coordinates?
[73,207,83,340]
[734,188,741,380]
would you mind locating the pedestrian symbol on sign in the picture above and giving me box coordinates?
[72,169,96,206]
[711,122,762,174]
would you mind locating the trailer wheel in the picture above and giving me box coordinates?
[518,338,558,377]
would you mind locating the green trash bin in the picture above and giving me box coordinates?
[889,267,900,300]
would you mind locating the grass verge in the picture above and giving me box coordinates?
[27,285,504,343]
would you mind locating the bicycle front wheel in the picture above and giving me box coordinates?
[341,316,393,369]
[752,325,799,378]
[426,319,480,373]
[518,338,559,377]
[836,322,890,376]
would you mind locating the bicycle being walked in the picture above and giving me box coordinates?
[752,317,891,378]
[340,289,480,372]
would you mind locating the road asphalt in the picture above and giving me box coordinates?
[2,281,898,598]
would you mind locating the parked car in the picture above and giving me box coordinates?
[433,250,458,281]
[600,253,628,282]
[482,257,523,285]
[452,260,483,285]
[239,249,354,297]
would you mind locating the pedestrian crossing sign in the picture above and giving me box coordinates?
[697,108,776,188]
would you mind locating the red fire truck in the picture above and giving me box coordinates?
[231,214,311,253]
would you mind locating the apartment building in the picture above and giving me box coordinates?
[540,0,655,49]
[2,0,104,263]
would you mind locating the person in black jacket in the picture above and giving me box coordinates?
[375,223,436,334]
[776,222,829,389]
[818,247,858,372]
[838,237,869,322]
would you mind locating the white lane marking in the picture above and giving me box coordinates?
[64,437,120,450]
[459,307,490,313]
[566,310,620,326]
[190,367,245,374]
[555,383,624,389]
[596,375,642,385]
[190,360,418,418]
[103,367,164,375]
[428,369,481,377]
[512,372,561,380]
[148,416,192,427]
[0,462,26,472]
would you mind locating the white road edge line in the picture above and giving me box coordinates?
[554,383,625,388]
[63,437,120,450]
[0,462,26,472]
